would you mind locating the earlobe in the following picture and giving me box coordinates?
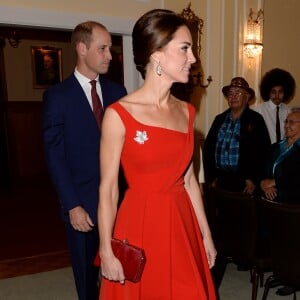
[150,49,163,63]
[150,54,159,63]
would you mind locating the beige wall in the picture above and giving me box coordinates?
[0,0,195,17]
[192,1,264,137]
[0,0,163,18]
[4,40,75,101]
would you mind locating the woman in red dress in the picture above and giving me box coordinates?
[97,9,217,300]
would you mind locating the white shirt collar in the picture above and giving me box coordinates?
[74,68,99,86]
[267,100,281,110]
[73,68,103,109]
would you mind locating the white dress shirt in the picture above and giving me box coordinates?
[253,100,290,144]
[74,68,104,110]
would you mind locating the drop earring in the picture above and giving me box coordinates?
[156,61,162,76]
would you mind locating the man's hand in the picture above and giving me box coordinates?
[69,206,94,232]
[243,179,256,195]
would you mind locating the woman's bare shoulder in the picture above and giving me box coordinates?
[118,91,146,113]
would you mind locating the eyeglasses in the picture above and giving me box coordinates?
[284,119,300,125]
[227,91,246,97]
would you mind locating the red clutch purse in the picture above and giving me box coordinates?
[94,238,146,283]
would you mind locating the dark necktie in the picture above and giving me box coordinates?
[276,105,281,142]
[90,80,103,129]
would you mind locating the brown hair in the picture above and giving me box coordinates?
[71,21,107,49]
[132,9,188,79]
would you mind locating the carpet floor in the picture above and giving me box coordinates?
[0,263,290,300]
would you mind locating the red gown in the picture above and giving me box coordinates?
[99,102,216,300]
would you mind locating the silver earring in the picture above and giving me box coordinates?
[156,61,162,76]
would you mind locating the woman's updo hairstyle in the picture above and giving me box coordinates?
[132,9,188,79]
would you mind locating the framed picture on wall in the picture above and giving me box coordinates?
[31,46,62,88]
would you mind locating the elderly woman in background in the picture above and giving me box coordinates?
[260,107,300,297]
[260,107,300,204]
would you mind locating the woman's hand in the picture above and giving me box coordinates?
[260,178,275,190]
[260,179,277,200]
[263,187,277,200]
[101,253,125,284]
[203,234,217,269]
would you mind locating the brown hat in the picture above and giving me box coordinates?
[222,77,255,100]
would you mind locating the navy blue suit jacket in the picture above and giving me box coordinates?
[42,74,127,223]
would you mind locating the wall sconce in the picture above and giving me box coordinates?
[243,9,264,58]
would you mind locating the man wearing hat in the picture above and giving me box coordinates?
[203,77,271,289]
[203,77,270,194]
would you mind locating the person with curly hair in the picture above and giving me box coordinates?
[254,68,296,144]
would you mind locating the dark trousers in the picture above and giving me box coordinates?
[65,222,99,300]
[215,169,245,192]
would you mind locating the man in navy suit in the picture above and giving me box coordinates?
[42,21,127,300]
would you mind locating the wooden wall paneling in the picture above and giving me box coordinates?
[0,37,11,188]
[6,101,48,180]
